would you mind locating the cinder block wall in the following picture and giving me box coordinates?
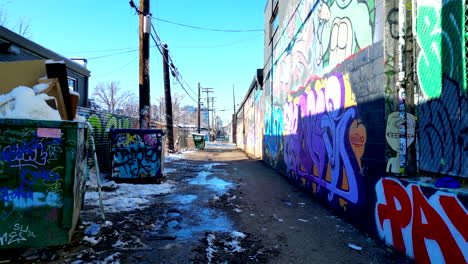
[246,1,468,263]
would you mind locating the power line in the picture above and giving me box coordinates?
[65,46,137,54]
[154,17,264,33]
[87,48,139,60]
[149,31,197,103]
[172,33,263,49]
[93,55,138,77]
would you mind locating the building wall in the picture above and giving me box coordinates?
[238,0,468,263]
[77,107,139,174]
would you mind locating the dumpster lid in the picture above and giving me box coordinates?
[109,128,165,135]
[0,118,88,128]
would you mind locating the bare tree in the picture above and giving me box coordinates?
[92,81,133,113]
[121,95,139,118]
[0,2,31,37]
[153,92,189,126]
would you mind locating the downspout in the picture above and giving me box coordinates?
[398,0,407,175]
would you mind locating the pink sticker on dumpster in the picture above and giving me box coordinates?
[37,128,61,138]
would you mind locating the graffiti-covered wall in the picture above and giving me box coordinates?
[414,0,467,178]
[239,0,468,263]
[77,107,139,174]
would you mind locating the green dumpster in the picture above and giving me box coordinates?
[0,119,87,248]
[192,133,205,150]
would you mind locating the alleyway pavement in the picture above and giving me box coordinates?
[2,143,411,263]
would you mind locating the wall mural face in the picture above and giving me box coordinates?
[375,178,468,263]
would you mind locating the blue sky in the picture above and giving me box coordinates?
[2,0,266,124]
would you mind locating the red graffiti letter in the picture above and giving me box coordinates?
[439,195,468,242]
[411,186,465,264]
[377,179,412,252]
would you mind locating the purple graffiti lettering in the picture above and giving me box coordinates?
[283,73,363,204]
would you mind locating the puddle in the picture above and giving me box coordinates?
[166,194,198,204]
[188,169,232,195]
[171,207,233,240]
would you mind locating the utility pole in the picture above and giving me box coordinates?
[233,84,236,114]
[202,87,213,140]
[162,43,174,153]
[138,0,150,129]
[211,97,216,132]
[197,83,201,133]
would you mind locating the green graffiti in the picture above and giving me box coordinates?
[105,116,118,131]
[416,0,465,98]
[314,0,374,67]
[87,115,102,134]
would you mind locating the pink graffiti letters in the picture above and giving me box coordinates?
[375,178,468,264]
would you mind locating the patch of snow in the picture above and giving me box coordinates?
[206,233,217,263]
[69,89,80,96]
[165,153,185,161]
[45,60,65,64]
[0,86,61,120]
[273,214,284,222]
[163,168,177,174]
[225,240,244,253]
[85,182,174,212]
[348,243,363,251]
[74,115,86,122]
[32,82,51,93]
[83,236,101,245]
[233,208,242,213]
[231,231,246,239]
[112,239,129,248]
[102,252,121,264]
[298,219,309,222]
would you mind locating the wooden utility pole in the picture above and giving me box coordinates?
[162,43,174,152]
[197,82,201,133]
[233,84,236,114]
[202,87,213,139]
[139,0,151,129]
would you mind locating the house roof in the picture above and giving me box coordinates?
[0,26,90,77]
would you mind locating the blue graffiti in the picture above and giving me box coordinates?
[264,106,284,164]
[0,138,61,168]
[112,143,161,178]
[20,169,60,185]
[0,185,32,203]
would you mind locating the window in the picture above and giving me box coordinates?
[68,77,77,92]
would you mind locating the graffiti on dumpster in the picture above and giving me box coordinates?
[0,133,64,209]
[0,223,36,246]
[111,132,163,178]
[375,178,468,264]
